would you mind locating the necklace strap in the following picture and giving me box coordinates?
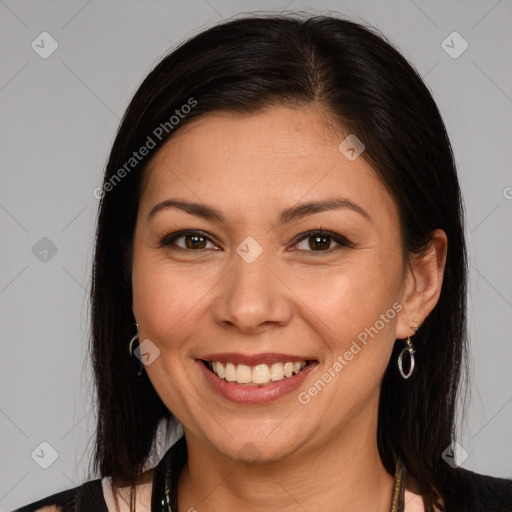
[152,436,187,512]
[391,457,407,512]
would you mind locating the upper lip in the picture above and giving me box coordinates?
[199,352,317,366]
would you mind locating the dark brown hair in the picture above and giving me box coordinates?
[89,13,469,511]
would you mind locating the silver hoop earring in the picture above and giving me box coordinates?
[398,336,415,379]
[128,323,144,377]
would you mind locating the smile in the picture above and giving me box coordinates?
[205,360,309,386]
[197,357,318,404]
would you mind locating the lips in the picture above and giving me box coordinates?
[195,352,319,404]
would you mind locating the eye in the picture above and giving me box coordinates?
[158,230,220,251]
[290,229,354,254]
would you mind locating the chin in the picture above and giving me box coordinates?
[203,426,305,465]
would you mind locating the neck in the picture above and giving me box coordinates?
[177,405,395,512]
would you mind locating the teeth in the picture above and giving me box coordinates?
[236,364,252,384]
[214,361,225,378]
[225,362,237,382]
[252,364,270,384]
[270,362,284,381]
[209,360,308,385]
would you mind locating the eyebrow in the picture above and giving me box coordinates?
[147,196,372,224]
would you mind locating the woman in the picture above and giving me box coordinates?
[14,13,512,512]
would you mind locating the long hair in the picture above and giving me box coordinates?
[89,14,469,511]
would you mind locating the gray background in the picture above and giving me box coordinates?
[1,0,511,509]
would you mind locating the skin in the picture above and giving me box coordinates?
[130,104,447,512]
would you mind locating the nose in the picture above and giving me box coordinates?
[212,245,293,334]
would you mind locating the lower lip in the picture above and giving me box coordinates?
[196,360,317,404]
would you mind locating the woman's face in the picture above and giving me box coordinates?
[132,104,408,462]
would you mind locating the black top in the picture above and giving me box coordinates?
[12,436,512,512]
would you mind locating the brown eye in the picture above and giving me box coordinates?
[306,234,332,251]
[183,234,208,249]
[292,230,354,253]
[159,230,218,251]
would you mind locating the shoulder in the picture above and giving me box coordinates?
[11,478,107,512]
[403,465,512,512]
[102,470,153,512]
[443,466,512,511]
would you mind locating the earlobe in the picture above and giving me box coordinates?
[395,229,448,340]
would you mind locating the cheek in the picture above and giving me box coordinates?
[131,249,218,348]
[292,255,402,342]
[293,263,402,407]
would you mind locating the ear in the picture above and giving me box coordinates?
[395,229,448,339]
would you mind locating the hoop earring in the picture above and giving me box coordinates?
[398,318,418,379]
[398,336,416,379]
[128,323,144,377]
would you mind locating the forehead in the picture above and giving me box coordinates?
[139,105,397,226]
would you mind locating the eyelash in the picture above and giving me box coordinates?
[157,229,355,255]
